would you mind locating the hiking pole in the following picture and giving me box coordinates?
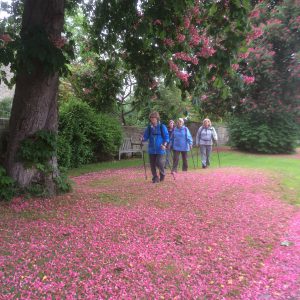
[169,149,176,181]
[190,145,196,169]
[215,142,221,168]
[140,142,148,180]
[196,145,199,168]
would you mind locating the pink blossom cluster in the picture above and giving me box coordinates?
[168,60,179,73]
[176,33,186,43]
[156,4,220,83]
[184,17,191,29]
[246,26,264,44]
[289,16,300,30]
[196,46,216,58]
[188,25,201,46]
[239,51,250,59]
[1,167,299,299]
[173,52,198,65]
[0,34,12,44]
[266,18,283,26]
[249,10,260,19]
[163,38,175,47]
[194,35,216,58]
[176,71,190,83]
[242,75,255,85]
[231,64,240,71]
[168,59,192,84]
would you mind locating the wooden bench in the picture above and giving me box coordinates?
[118,137,144,160]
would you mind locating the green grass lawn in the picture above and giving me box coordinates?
[68,148,300,205]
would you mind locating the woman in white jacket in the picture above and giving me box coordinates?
[196,118,218,169]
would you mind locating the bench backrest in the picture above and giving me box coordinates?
[120,138,133,151]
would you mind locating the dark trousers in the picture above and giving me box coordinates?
[149,154,165,179]
[172,150,188,172]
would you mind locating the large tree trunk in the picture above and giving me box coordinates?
[5,0,65,195]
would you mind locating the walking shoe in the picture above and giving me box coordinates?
[160,174,165,182]
[202,164,206,169]
[152,176,159,183]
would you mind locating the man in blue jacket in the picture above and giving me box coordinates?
[142,111,169,183]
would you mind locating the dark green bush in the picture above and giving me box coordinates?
[58,98,122,168]
[0,165,16,201]
[0,97,12,118]
[228,112,299,154]
[57,134,72,169]
[93,113,123,161]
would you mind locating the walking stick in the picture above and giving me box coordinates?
[140,142,148,180]
[169,149,176,180]
[196,145,199,168]
[215,142,221,168]
[190,145,196,169]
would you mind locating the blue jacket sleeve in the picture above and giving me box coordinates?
[161,124,169,144]
[187,128,193,145]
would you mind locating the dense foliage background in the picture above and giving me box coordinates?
[0,0,299,198]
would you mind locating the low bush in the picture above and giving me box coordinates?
[0,165,16,201]
[228,112,298,154]
[0,97,12,118]
[58,98,122,168]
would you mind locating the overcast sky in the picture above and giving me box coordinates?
[0,0,11,19]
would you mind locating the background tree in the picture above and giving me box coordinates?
[0,0,251,194]
[0,0,74,194]
[229,0,300,153]
[90,0,251,107]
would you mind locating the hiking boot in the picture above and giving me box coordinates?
[152,176,159,183]
[160,174,165,182]
[202,164,206,169]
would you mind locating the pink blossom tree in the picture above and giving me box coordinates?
[229,0,300,154]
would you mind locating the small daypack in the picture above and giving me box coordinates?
[147,124,165,139]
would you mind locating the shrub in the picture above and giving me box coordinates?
[0,97,12,118]
[228,112,298,154]
[93,113,123,161]
[58,98,122,168]
[0,165,16,201]
[57,134,72,169]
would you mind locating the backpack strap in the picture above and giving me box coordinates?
[199,126,213,142]
[148,123,164,139]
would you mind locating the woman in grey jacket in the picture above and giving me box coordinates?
[196,118,218,169]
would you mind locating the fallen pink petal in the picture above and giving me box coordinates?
[1,167,299,299]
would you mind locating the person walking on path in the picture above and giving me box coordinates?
[196,118,218,169]
[142,111,169,183]
[170,118,193,173]
[164,119,175,169]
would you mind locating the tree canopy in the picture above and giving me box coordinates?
[0,0,272,194]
